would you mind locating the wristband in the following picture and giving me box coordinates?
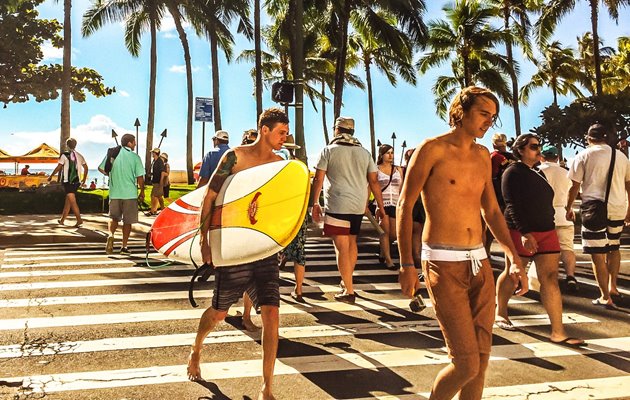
[400,263,415,268]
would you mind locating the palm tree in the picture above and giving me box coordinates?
[576,32,615,95]
[602,36,630,93]
[536,0,630,96]
[82,0,165,177]
[491,0,539,136]
[520,41,584,107]
[327,0,427,120]
[349,10,416,158]
[418,0,513,118]
[254,0,262,120]
[60,0,71,152]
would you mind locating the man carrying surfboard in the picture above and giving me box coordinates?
[187,107,289,400]
[397,87,527,400]
[311,116,386,304]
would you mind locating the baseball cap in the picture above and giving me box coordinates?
[587,123,608,140]
[151,148,160,154]
[335,116,355,131]
[283,134,301,150]
[213,130,229,141]
[541,145,558,158]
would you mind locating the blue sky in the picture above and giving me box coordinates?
[1,0,629,171]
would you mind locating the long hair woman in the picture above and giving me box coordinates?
[376,144,403,269]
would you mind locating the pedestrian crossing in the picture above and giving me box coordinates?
[0,235,628,400]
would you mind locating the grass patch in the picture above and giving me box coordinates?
[0,184,196,215]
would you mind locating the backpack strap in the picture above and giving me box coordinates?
[604,146,616,204]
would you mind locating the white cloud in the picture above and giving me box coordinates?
[169,65,200,73]
[118,90,130,97]
[160,14,191,33]
[41,41,63,61]
[163,32,177,39]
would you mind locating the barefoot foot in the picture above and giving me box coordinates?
[187,350,203,381]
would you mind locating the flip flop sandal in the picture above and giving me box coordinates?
[494,318,516,331]
[550,337,586,348]
[592,298,616,309]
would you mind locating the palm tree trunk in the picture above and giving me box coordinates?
[462,54,471,87]
[333,2,351,120]
[321,80,329,144]
[589,0,603,96]
[504,8,521,136]
[365,56,376,159]
[210,35,222,131]
[169,3,195,184]
[60,0,71,151]
[254,0,263,120]
[145,5,157,179]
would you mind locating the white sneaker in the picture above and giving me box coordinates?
[105,236,114,254]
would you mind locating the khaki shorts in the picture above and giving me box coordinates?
[422,258,496,357]
[151,184,163,197]
[555,225,574,252]
[109,199,138,224]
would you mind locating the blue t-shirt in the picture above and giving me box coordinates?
[199,144,230,179]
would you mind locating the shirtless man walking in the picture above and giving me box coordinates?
[187,108,289,400]
[397,86,527,400]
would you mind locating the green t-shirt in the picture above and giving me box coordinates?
[99,146,145,199]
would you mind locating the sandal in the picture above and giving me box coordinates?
[494,318,516,331]
[592,298,616,309]
[550,337,586,348]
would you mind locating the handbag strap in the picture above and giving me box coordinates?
[604,145,616,203]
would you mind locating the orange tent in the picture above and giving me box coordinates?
[11,143,61,163]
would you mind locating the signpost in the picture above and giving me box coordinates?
[134,118,141,153]
[195,97,213,158]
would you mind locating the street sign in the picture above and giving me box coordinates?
[195,97,213,122]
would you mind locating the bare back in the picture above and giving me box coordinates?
[410,133,493,247]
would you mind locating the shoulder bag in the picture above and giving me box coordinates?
[580,146,616,231]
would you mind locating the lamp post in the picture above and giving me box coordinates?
[134,118,141,153]
[391,132,396,165]
[111,129,119,146]
[157,129,167,148]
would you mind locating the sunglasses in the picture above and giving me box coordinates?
[528,143,541,151]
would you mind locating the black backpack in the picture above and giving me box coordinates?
[103,145,122,175]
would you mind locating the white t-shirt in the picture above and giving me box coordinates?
[316,144,377,214]
[58,150,86,183]
[567,144,630,220]
[539,161,572,226]
[377,167,402,207]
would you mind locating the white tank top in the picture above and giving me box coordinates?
[377,167,401,207]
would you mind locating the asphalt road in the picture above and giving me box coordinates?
[0,221,629,400]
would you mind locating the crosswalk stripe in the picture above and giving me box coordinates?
[4,337,627,394]
[0,265,190,278]
[1,253,165,263]
[0,268,396,291]
[0,294,543,330]
[351,376,630,400]
[0,282,537,308]
[0,259,135,269]
[0,313,597,359]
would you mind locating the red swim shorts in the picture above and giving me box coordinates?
[509,229,560,258]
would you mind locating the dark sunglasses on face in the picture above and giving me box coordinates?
[528,143,541,151]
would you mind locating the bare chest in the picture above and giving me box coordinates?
[425,156,486,195]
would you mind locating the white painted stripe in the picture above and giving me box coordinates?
[0,314,597,359]
[2,253,164,263]
[4,240,147,253]
[0,265,190,278]
[0,284,537,309]
[354,376,630,400]
[475,375,630,400]
[0,268,397,291]
[1,259,134,269]
[0,294,541,331]
[3,338,627,393]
